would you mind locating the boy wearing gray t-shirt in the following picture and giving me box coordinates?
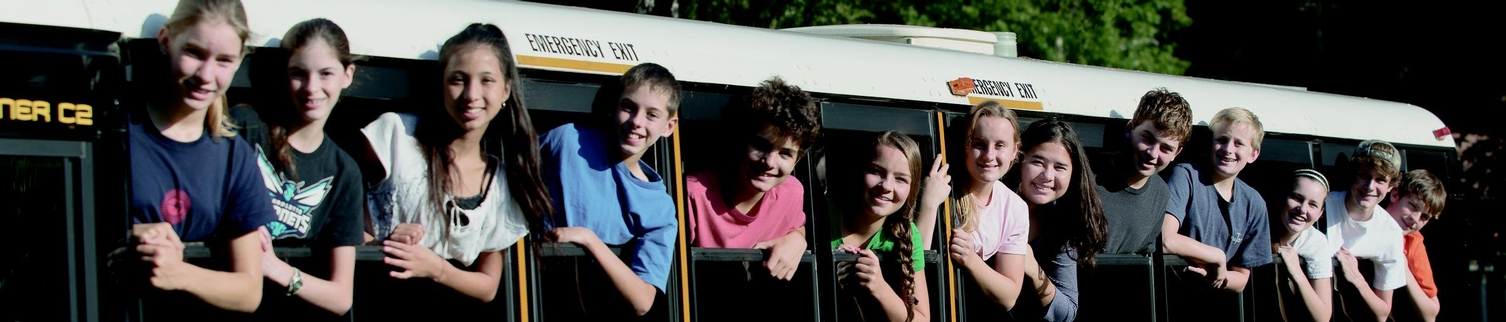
[1162,107,1273,292]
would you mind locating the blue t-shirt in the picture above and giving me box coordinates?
[1164,163,1272,269]
[129,112,276,242]
[540,123,678,292]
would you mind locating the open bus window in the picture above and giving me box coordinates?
[0,156,70,321]
[675,89,817,247]
[1241,138,1317,201]
[816,127,943,321]
[525,77,685,321]
[1403,147,1453,184]
[676,88,821,321]
[819,101,940,243]
[816,130,939,242]
[812,98,942,317]
[1318,142,1359,193]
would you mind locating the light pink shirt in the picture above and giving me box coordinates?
[973,181,1031,260]
[686,171,807,248]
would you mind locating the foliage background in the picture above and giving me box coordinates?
[678,0,1192,75]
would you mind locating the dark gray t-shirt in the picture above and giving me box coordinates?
[1097,161,1169,255]
[1164,163,1272,268]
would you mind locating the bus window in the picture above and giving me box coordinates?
[1317,142,1359,192]
[815,127,941,322]
[1255,137,1314,166]
[523,79,600,115]
[0,156,71,321]
[1241,138,1317,199]
[523,79,604,132]
[1018,117,1107,149]
[677,88,819,322]
[817,99,941,321]
[815,129,939,231]
[1403,147,1454,181]
[673,90,737,176]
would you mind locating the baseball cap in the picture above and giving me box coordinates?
[1354,139,1401,169]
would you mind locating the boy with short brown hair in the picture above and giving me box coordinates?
[1386,169,1446,321]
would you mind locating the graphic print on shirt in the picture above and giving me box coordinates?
[256,145,333,239]
[161,189,191,224]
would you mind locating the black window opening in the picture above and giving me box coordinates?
[0,155,72,321]
[675,88,821,322]
[815,101,945,322]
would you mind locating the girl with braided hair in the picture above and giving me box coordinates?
[832,131,930,322]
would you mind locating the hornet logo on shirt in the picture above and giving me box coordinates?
[256,146,333,239]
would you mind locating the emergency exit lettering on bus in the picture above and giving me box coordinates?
[971,78,1038,99]
[0,97,93,126]
[608,42,639,61]
[524,33,639,62]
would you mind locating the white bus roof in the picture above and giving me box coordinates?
[784,24,1000,55]
[1,0,1455,149]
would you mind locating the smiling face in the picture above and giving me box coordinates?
[1387,192,1429,235]
[862,145,913,218]
[161,19,243,112]
[965,116,1019,187]
[1019,141,1073,206]
[286,39,353,124]
[738,123,802,194]
[615,84,677,160]
[1281,177,1328,235]
[1210,121,1261,179]
[1350,169,1394,211]
[1126,120,1183,178]
[442,45,509,134]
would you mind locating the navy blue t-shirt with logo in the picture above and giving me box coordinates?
[129,112,275,241]
[127,110,276,320]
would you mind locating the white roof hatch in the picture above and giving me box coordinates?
[784,24,1013,57]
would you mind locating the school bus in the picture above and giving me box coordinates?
[0,0,1466,321]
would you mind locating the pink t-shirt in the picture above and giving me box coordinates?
[686,171,808,248]
[972,181,1031,261]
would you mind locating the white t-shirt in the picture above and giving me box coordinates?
[1290,226,1337,279]
[1324,191,1408,290]
[972,181,1031,261]
[363,112,528,266]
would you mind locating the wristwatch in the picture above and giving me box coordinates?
[286,268,303,296]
